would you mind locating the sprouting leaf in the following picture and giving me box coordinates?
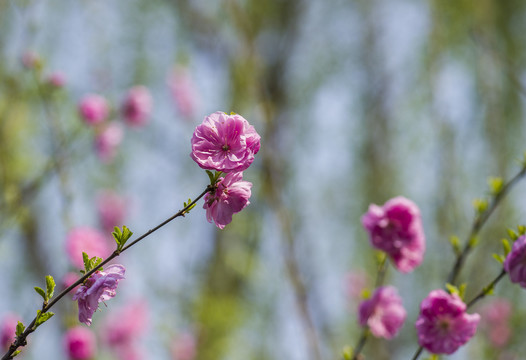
[472,198,488,214]
[82,252,89,272]
[449,236,461,255]
[492,253,504,264]
[458,283,467,300]
[15,321,25,337]
[502,239,512,256]
[112,226,123,246]
[34,287,46,301]
[342,346,353,360]
[35,310,54,328]
[45,275,55,300]
[506,228,518,241]
[488,177,504,195]
[445,283,459,296]
[518,225,526,236]
[206,170,215,184]
[12,350,21,357]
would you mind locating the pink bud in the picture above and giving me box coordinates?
[94,123,123,163]
[78,94,109,125]
[63,326,97,360]
[122,86,152,127]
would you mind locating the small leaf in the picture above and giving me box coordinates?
[518,225,526,236]
[469,236,479,247]
[360,288,371,300]
[472,198,488,214]
[483,284,495,296]
[45,275,55,300]
[458,283,467,300]
[15,321,25,337]
[492,253,504,264]
[82,252,89,271]
[120,225,133,243]
[449,236,461,255]
[506,228,518,241]
[35,310,54,328]
[488,177,504,195]
[206,170,214,184]
[12,350,21,357]
[502,239,512,256]
[342,346,353,360]
[34,287,46,301]
[112,226,123,246]
[445,283,459,296]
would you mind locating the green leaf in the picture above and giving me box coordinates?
[472,198,488,214]
[445,283,459,296]
[45,275,55,300]
[82,252,89,271]
[120,225,133,243]
[342,346,353,360]
[112,226,123,246]
[488,177,504,195]
[34,286,46,301]
[507,228,518,241]
[492,253,504,264]
[502,239,512,256]
[15,321,25,337]
[206,170,214,184]
[35,310,54,328]
[469,236,479,247]
[449,235,461,255]
[518,225,526,236]
[458,283,467,300]
[12,350,21,357]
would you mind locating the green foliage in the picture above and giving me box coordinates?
[182,198,197,215]
[341,346,353,360]
[206,170,223,185]
[502,238,512,256]
[45,275,55,300]
[112,225,133,251]
[34,310,54,328]
[449,235,461,255]
[15,321,25,337]
[80,252,103,275]
[34,287,46,301]
[445,283,466,299]
[488,176,504,195]
[492,253,505,264]
[507,228,518,241]
[472,198,488,214]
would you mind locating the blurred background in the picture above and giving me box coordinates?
[1,0,526,359]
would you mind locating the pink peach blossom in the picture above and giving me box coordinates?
[358,286,406,339]
[1,313,19,351]
[73,264,126,326]
[361,196,425,273]
[190,111,261,172]
[168,66,198,119]
[94,123,123,163]
[504,235,526,288]
[65,227,111,269]
[78,94,109,125]
[415,289,480,355]
[63,326,97,360]
[122,85,153,127]
[203,172,252,229]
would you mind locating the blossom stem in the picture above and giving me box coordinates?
[465,269,507,309]
[410,346,424,360]
[351,329,369,360]
[1,185,213,360]
[447,164,526,286]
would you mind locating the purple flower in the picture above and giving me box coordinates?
[72,264,126,326]
[361,196,425,273]
[203,172,252,229]
[504,235,526,287]
[65,227,111,269]
[190,111,261,172]
[78,94,109,125]
[122,86,153,127]
[415,289,480,355]
[63,326,97,360]
[358,286,406,339]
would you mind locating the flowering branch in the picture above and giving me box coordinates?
[1,185,214,360]
[447,162,526,285]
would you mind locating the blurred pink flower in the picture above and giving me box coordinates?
[203,172,252,229]
[73,264,126,326]
[168,66,198,119]
[344,271,368,301]
[122,85,153,127]
[358,286,406,339]
[1,313,19,351]
[97,191,127,233]
[94,123,123,163]
[361,196,425,273]
[190,111,261,173]
[102,300,148,360]
[63,326,97,360]
[65,227,111,269]
[78,94,109,125]
[415,289,480,355]
[171,333,196,360]
[47,72,66,88]
[504,235,526,288]
[479,298,513,348]
[62,272,81,295]
[21,50,41,69]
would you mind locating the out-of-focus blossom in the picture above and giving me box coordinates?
[171,333,196,360]
[122,85,153,127]
[358,286,406,339]
[168,66,198,119]
[203,172,252,229]
[1,313,20,351]
[361,196,425,273]
[97,191,127,233]
[479,298,512,348]
[63,326,97,360]
[72,264,126,326]
[78,94,109,125]
[94,123,123,163]
[65,227,111,269]
[21,50,41,69]
[102,300,148,360]
[415,289,480,355]
[47,72,66,88]
[344,271,368,301]
[504,235,526,288]
[190,111,261,173]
